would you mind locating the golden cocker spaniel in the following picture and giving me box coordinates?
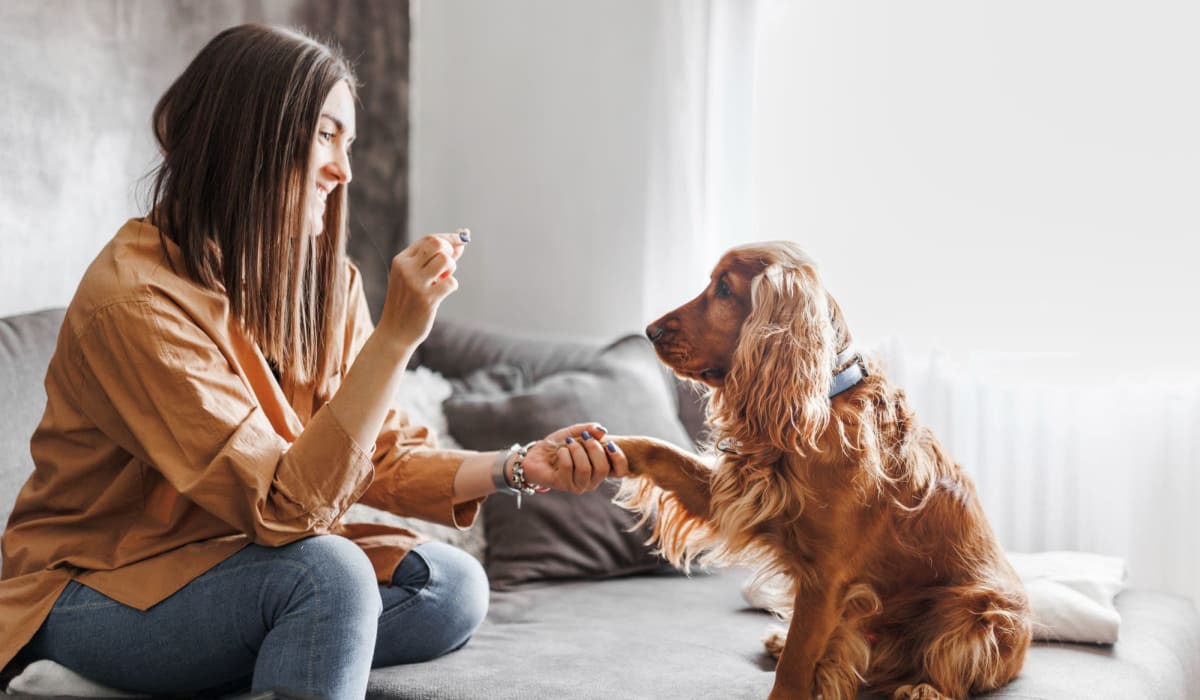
[612,241,1031,700]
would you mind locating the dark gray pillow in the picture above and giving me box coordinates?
[444,334,695,589]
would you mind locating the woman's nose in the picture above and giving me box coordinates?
[329,150,352,185]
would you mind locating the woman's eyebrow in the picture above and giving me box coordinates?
[319,113,355,141]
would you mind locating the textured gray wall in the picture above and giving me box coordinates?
[1,0,408,319]
[295,1,410,321]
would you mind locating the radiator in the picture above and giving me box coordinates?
[875,340,1200,607]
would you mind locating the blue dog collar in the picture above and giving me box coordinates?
[714,347,867,455]
[830,347,868,398]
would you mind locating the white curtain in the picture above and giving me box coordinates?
[641,0,761,316]
[879,341,1200,606]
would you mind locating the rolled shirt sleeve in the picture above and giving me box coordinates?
[357,412,482,530]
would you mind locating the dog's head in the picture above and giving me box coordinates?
[646,241,852,451]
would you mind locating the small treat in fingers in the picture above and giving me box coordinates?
[438,228,472,280]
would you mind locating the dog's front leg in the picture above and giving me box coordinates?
[609,435,712,519]
[771,576,846,700]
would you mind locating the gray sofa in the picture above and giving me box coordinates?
[2,307,1199,699]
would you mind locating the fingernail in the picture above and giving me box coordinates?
[581,431,592,441]
[565,437,575,445]
[594,423,607,433]
[606,440,618,453]
[457,228,471,243]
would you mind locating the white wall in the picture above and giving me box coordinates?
[747,1,1200,377]
[409,0,662,342]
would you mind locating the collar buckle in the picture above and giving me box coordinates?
[830,347,869,398]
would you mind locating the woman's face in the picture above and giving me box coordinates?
[305,79,355,237]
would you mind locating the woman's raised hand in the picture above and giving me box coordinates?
[519,423,629,494]
[377,231,469,348]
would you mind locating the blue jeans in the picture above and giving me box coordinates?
[25,537,489,699]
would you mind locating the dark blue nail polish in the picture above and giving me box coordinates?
[606,440,617,453]
[565,437,575,445]
[458,228,471,243]
[594,424,607,433]
[581,431,592,441]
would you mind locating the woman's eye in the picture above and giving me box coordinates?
[319,131,335,143]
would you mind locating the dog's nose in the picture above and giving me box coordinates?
[645,324,664,342]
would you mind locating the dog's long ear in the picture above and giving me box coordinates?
[724,261,836,455]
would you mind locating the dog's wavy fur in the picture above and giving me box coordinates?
[612,241,1031,700]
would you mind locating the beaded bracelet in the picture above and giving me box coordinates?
[508,441,539,508]
[491,442,540,508]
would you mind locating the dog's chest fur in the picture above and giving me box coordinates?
[706,449,881,576]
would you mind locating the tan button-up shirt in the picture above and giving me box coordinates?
[0,218,482,669]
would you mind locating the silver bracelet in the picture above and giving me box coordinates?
[491,445,519,493]
[491,442,540,507]
[508,441,539,508]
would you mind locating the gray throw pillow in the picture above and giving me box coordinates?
[444,334,695,589]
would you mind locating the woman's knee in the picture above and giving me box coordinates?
[281,535,382,620]
[375,542,489,664]
[420,542,489,636]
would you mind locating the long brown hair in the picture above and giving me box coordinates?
[148,24,356,384]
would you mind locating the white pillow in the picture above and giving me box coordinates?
[741,550,1128,644]
[1006,550,1126,644]
[6,659,142,697]
[389,365,462,450]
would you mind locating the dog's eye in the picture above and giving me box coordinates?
[715,280,732,298]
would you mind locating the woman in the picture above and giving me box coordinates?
[0,24,626,699]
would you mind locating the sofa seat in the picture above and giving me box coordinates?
[367,569,1200,700]
[367,570,775,700]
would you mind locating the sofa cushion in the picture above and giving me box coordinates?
[444,334,694,589]
[0,308,65,522]
[422,319,711,444]
[418,319,598,382]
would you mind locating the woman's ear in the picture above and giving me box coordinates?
[722,262,835,454]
